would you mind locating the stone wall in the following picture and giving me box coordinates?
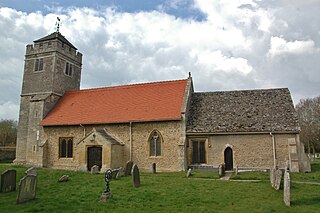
[0,147,16,161]
[187,133,298,170]
[42,120,184,172]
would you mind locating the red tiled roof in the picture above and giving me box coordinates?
[41,79,188,126]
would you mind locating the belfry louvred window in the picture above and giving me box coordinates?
[34,58,43,72]
[65,62,73,76]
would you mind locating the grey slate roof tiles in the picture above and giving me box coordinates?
[186,88,299,133]
[34,32,77,49]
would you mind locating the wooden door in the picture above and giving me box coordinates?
[192,141,206,164]
[87,146,102,171]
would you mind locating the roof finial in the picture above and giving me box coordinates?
[188,72,191,78]
[55,17,61,33]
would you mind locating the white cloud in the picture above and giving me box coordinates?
[0,1,320,120]
[268,36,319,57]
[0,102,19,120]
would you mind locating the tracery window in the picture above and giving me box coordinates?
[149,130,162,157]
[59,137,73,158]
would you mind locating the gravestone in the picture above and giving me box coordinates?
[116,167,124,178]
[132,164,140,188]
[270,168,275,187]
[273,169,282,190]
[235,166,239,175]
[58,175,69,182]
[1,169,16,193]
[152,163,156,174]
[186,168,192,178]
[25,167,37,176]
[218,164,225,177]
[124,161,134,176]
[91,165,100,174]
[285,160,290,172]
[16,175,37,204]
[111,169,119,179]
[284,171,290,207]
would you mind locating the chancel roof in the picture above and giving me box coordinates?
[41,79,188,126]
[186,88,299,133]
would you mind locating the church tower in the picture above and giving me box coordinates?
[14,31,82,166]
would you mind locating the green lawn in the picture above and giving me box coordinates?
[0,162,319,213]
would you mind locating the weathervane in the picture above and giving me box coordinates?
[55,17,61,32]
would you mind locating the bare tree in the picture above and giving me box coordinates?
[0,119,17,147]
[296,96,320,159]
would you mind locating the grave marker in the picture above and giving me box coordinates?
[25,167,37,176]
[124,161,133,176]
[132,164,140,188]
[273,169,282,190]
[152,163,156,174]
[16,175,37,204]
[284,171,290,207]
[91,165,100,174]
[186,168,192,178]
[1,169,16,193]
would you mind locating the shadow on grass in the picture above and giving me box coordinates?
[292,196,320,206]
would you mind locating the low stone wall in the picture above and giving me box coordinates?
[0,147,16,161]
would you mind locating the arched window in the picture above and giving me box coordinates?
[60,139,67,158]
[59,137,73,158]
[67,138,73,158]
[149,130,162,157]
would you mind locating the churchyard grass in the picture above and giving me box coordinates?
[0,162,319,213]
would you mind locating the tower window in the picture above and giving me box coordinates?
[34,58,44,72]
[65,62,73,76]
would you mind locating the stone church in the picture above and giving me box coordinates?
[14,32,310,172]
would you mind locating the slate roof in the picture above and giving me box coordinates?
[34,32,77,49]
[41,79,187,126]
[186,88,299,133]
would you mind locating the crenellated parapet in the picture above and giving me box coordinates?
[26,39,82,64]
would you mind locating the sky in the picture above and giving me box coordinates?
[0,0,319,120]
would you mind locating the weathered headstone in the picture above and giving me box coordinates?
[186,168,192,178]
[124,161,133,176]
[218,164,225,177]
[132,164,140,188]
[152,163,156,174]
[285,160,290,172]
[1,169,16,193]
[116,167,124,178]
[91,165,100,174]
[273,169,282,190]
[284,171,290,207]
[111,169,119,179]
[16,175,37,204]
[25,167,37,176]
[270,168,275,187]
[58,175,69,182]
